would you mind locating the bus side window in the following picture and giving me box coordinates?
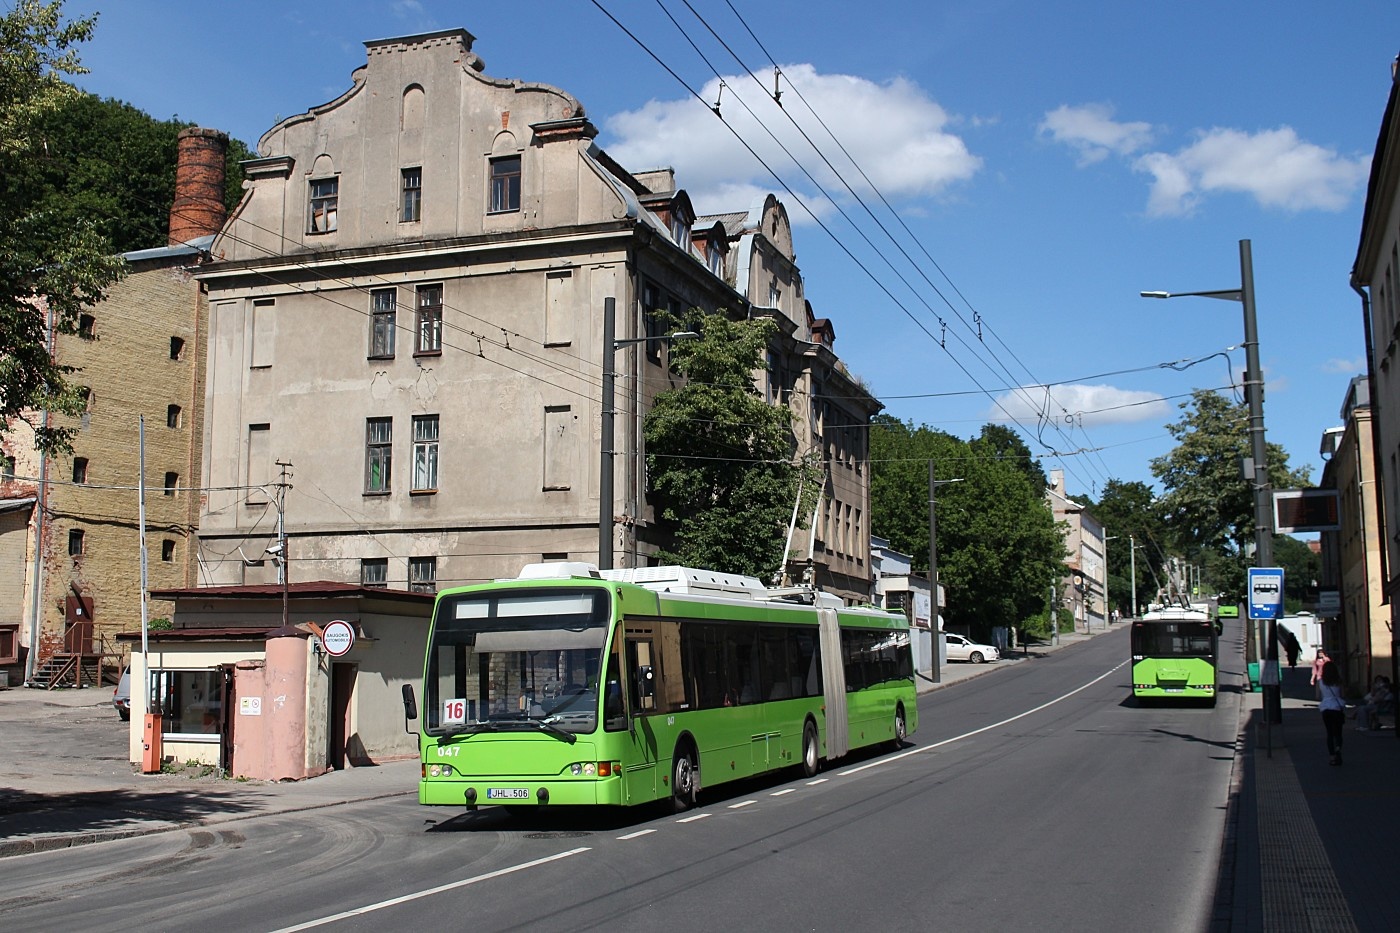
[603,641,627,731]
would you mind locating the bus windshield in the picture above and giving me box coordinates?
[425,589,609,737]
[1132,621,1215,658]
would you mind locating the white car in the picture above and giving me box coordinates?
[944,633,1000,664]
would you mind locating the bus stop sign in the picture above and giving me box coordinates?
[1247,567,1284,620]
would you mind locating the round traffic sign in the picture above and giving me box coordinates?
[322,620,356,657]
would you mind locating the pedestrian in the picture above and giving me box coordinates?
[1319,660,1347,766]
[1279,628,1301,668]
[1311,648,1330,699]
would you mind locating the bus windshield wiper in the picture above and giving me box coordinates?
[521,717,578,744]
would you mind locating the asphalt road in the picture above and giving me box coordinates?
[0,625,1241,932]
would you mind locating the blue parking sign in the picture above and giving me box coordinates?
[1248,567,1285,620]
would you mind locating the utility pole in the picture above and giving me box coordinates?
[928,464,963,685]
[275,461,293,629]
[1129,535,1139,619]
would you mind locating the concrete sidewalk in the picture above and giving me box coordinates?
[0,625,1107,860]
[0,685,416,858]
[1224,665,1400,933]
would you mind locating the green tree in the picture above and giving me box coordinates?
[5,91,252,254]
[643,309,815,578]
[1150,390,1311,602]
[1088,478,1167,616]
[1151,390,1310,552]
[869,418,1066,638]
[1273,533,1321,614]
[1,0,125,456]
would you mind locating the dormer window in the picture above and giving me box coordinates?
[670,213,690,252]
[706,241,723,276]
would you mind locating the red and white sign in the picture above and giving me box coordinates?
[321,620,356,657]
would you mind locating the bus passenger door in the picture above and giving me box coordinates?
[623,625,660,803]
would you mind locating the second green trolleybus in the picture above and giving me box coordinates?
[403,562,917,812]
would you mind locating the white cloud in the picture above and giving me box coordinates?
[1134,126,1370,217]
[1039,103,1154,165]
[602,64,980,221]
[1321,357,1367,375]
[991,384,1170,428]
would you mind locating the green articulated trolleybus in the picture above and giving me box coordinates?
[1130,605,1219,705]
[402,562,917,813]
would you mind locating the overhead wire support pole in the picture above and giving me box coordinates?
[928,464,963,684]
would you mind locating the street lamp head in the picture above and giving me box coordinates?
[669,331,700,341]
[1140,291,1171,299]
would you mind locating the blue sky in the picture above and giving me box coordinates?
[56,0,1400,501]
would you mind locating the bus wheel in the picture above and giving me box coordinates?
[801,720,820,778]
[671,744,698,813]
[891,705,908,750]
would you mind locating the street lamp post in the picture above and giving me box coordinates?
[1142,238,1278,722]
[598,296,697,570]
[928,465,963,684]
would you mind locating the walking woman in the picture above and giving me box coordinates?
[1319,660,1347,766]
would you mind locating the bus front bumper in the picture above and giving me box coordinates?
[419,774,625,808]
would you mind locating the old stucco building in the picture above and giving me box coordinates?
[1350,54,1400,690]
[1317,377,1389,687]
[1046,469,1107,631]
[196,28,879,603]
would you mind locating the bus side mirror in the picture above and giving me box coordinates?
[636,665,655,700]
[401,683,419,734]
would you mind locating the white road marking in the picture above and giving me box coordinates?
[617,829,656,840]
[838,660,1131,776]
[268,847,591,931]
[676,812,710,823]
[770,788,796,796]
[728,799,758,809]
[805,778,828,785]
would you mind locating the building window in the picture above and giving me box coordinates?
[246,423,270,505]
[415,284,442,354]
[361,558,388,588]
[170,336,185,360]
[68,529,84,556]
[642,282,664,364]
[309,176,338,233]
[409,556,437,593]
[167,404,182,429]
[412,414,439,492]
[78,314,96,338]
[161,539,175,562]
[0,453,13,481]
[164,471,179,497]
[401,167,421,223]
[0,624,17,664]
[370,289,396,359]
[670,213,690,252]
[365,417,392,494]
[251,298,275,368]
[489,155,521,213]
[72,457,88,483]
[150,669,221,736]
[706,242,723,276]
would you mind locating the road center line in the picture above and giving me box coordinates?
[617,829,656,840]
[268,847,591,931]
[838,660,1130,776]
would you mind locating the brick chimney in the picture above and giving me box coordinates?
[168,127,229,247]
